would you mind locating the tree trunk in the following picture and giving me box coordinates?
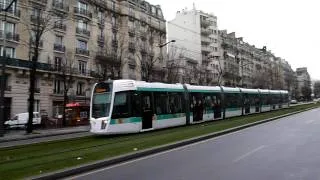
[63,88,68,127]
[27,55,37,134]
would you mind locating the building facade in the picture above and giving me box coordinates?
[167,6,219,85]
[0,0,166,119]
[296,67,311,100]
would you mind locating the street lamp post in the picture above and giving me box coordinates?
[158,40,176,48]
[0,0,17,137]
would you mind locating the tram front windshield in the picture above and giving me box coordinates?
[92,82,112,119]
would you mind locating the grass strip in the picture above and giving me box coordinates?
[0,103,319,180]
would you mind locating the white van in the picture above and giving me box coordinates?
[4,112,41,128]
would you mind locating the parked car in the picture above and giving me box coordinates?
[290,99,298,104]
[4,112,41,129]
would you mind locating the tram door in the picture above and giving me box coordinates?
[141,93,153,129]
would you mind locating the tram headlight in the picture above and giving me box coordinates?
[101,120,107,130]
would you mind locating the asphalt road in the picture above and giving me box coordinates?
[69,108,320,180]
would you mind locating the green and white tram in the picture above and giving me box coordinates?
[90,80,289,135]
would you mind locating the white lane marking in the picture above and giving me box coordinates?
[233,145,266,163]
[306,119,316,124]
[65,112,310,179]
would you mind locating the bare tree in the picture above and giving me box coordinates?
[57,51,76,127]
[19,3,69,133]
[314,81,320,98]
[166,46,185,83]
[95,34,127,81]
[136,39,158,82]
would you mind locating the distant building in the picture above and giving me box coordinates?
[296,67,311,100]
[167,6,219,85]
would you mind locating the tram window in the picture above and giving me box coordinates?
[112,92,130,119]
[261,94,268,105]
[168,92,183,114]
[131,92,141,117]
[225,93,241,108]
[154,92,169,115]
[204,94,213,112]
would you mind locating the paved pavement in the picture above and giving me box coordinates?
[69,108,320,180]
[0,125,91,148]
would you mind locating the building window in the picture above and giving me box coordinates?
[55,35,63,45]
[111,1,115,10]
[32,7,41,17]
[0,46,15,57]
[111,16,116,26]
[77,19,88,30]
[54,79,63,94]
[77,1,88,10]
[1,0,16,10]
[97,11,103,21]
[35,78,40,93]
[112,32,116,41]
[54,57,62,71]
[77,39,87,50]
[77,82,84,95]
[78,61,87,75]
[1,21,15,34]
[34,100,40,112]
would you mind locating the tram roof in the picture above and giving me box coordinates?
[221,87,241,93]
[258,89,270,94]
[269,90,281,94]
[134,81,184,92]
[280,90,289,94]
[185,84,221,93]
[240,88,259,94]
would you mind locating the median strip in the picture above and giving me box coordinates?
[0,103,319,180]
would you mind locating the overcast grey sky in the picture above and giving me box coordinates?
[148,0,320,80]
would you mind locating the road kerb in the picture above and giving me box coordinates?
[30,106,318,180]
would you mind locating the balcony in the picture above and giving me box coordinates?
[5,86,11,91]
[201,36,211,44]
[53,44,66,52]
[201,28,211,36]
[128,28,135,37]
[128,42,136,52]
[30,15,45,24]
[30,0,47,6]
[0,58,52,71]
[128,12,135,21]
[97,35,105,44]
[54,23,66,31]
[52,1,69,13]
[112,24,119,32]
[76,91,85,96]
[76,27,90,37]
[97,17,105,27]
[76,48,90,56]
[5,8,20,18]
[128,58,136,68]
[53,89,63,95]
[30,40,44,48]
[35,88,41,93]
[140,44,148,54]
[74,7,92,19]
[0,31,20,42]
[201,46,211,53]
[112,40,118,48]
[200,19,211,28]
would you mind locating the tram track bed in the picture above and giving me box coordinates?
[0,103,319,180]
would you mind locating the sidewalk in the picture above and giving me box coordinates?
[0,125,91,148]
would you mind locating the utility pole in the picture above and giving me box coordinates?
[0,0,17,137]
